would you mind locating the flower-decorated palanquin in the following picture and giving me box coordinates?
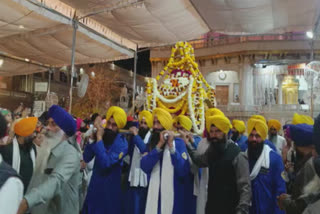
[145,41,216,135]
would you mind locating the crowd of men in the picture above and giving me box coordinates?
[0,104,320,214]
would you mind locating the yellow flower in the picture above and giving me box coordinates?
[156,75,160,81]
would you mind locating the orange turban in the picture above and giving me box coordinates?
[268,119,281,131]
[14,117,38,137]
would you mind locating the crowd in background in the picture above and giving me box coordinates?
[0,103,320,214]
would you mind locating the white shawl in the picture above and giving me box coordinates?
[12,137,35,174]
[248,144,272,180]
[194,139,209,214]
[128,131,151,187]
[145,141,175,214]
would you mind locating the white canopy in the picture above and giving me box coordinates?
[56,0,320,45]
[0,0,135,75]
[190,0,320,34]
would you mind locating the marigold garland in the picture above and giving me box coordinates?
[145,41,216,134]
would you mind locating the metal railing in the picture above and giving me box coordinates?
[216,103,319,119]
[155,32,311,50]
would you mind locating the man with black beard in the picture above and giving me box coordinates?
[141,108,190,214]
[245,118,286,214]
[278,116,320,214]
[186,115,251,214]
[82,106,128,214]
[231,120,248,151]
[0,117,37,192]
[125,110,153,214]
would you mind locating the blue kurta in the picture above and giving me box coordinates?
[82,134,128,214]
[249,150,286,214]
[239,139,277,152]
[140,138,190,214]
[125,135,149,214]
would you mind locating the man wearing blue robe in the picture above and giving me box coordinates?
[125,110,153,214]
[82,106,128,214]
[246,118,286,214]
[240,138,277,152]
[231,120,248,150]
[141,108,190,214]
[278,118,320,214]
[175,115,202,214]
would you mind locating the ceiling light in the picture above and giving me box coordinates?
[0,59,3,67]
[306,31,314,39]
[80,68,84,75]
[19,25,24,29]
[25,58,30,62]
[91,71,95,77]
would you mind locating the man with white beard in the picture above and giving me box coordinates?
[17,105,81,214]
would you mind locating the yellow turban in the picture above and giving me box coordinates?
[268,119,281,131]
[14,117,38,137]
[206,115,232,134]
[176,115,192,131]
[106,106,127,129]
[205,108,225,120]
[232,120,246,134]
[152,108,173,130]
[292,113,314,125]
[250,115,266,124]
[139,110,153,128]
[247,118,268,140]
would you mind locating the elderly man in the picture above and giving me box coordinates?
[126,110,153,214]
[82,106,128,214]
[0,113,24,214]
[268,119,286,155]
[278,119,320,214]
[246,118,286,214]
[231,119,248,151]
[0,117,37,192]
[17,105,80,214]
[186,115,251,214]
[141,108,190,214]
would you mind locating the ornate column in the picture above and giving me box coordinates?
[277,75,284,104]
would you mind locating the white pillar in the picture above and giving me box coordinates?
[277,75,284,104]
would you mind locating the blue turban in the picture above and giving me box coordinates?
[48,105,76,137]
[289,124,313,147]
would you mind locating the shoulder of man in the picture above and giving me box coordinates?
[269,149,285,172]
[51,140,79,158]
[117,133,128,144]
[278,135,286,141]
[226,140,241,160]
[174,137,186,148]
